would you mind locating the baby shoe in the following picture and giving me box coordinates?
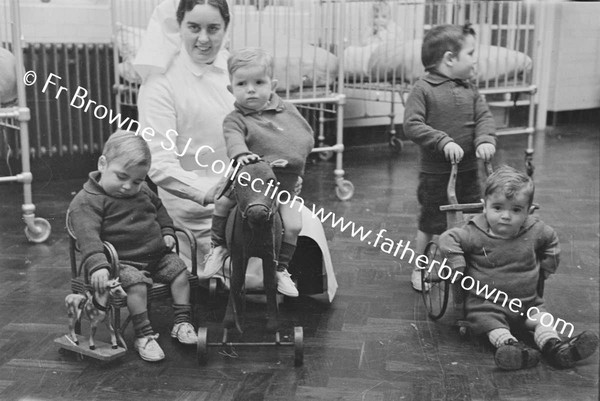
[276,267,299,297]
[203,245,229,277]
[542,331,599,368]
[171,322,198,345]
[494,339,541,370]
[134,334,165,362]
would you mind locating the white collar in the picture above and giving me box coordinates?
[179,46,228,77]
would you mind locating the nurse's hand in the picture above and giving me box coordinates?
[203,183,220,205]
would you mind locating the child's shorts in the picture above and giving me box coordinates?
[465,294,548,335]
[118,252,188,289]
[417,169,481,235]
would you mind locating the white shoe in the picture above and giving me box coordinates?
[276,268,299,297]
[171,322,198,345]
[203,245,229,277]
[133,334,165,362]
[411,269,430,292]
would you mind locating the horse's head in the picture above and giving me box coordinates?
[235,159,287,230]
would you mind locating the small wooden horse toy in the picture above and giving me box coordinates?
[65,278,127,350]
[222,159,287,334]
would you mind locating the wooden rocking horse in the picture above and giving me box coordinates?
[196,159,303,365]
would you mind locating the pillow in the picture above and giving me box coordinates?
[343,44,379,79]
[0,47,17,106]
[363,39,533,83]
[230,29,338,91]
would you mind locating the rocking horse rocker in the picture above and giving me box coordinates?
[196,159,304,366]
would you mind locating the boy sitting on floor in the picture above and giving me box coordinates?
[439,165,598,370]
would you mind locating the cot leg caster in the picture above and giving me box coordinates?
[294,326,304,366]
[335,179,354,201]
[197,327,208,365]
[318,149,334,161]
[389,137,403,154]
[24,217,51,243]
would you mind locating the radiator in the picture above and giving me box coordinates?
[1,43,115,160]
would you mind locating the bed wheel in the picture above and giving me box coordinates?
[389,137,403,154]
[24,217,52,243]
[335,180,354,201]
[197,327,208,365]
[318,150,334,161]
[294,326,304,367]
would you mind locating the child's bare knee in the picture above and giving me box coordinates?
[127,283,147,296]
[172,270,190,287]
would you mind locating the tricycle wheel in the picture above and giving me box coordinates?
[421,241,450,320]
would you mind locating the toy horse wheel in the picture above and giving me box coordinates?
[335,180,354,201]
[294,326,304,366]
[208,278,218,302]
[24,217,51,243]
[421,241,450,320]
[197,327,208,365]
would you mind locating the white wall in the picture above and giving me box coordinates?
[545,2,600,112]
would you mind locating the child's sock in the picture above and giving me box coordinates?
[534,324,560,350]
[211,215,228,247]
[277,241,296,271]
[132,311,154,338]
[172,303,192,325]
[490,328,541,370]
[488,328,517,348]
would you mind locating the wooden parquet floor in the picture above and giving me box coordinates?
[0,123,598,401]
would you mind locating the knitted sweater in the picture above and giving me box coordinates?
[403,71,497,174]
[223,93,314,177]
[68,171,176,280]
[439,214,560,302]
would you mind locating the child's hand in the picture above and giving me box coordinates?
[476,143,496,162]
[90,268,110,294]
[236,153,260,165]
[293,176,303,196]
[163,235,176,251]
[443,142,464,163]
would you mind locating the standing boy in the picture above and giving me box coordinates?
[403,23,497,291]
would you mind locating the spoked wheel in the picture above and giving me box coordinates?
[421,241,450,320]
[197,327,208,365]
[293,326,304,367]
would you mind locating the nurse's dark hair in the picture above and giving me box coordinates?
[176,0,230,28]
[421,23,475,72]
[484,165,535,206]
[102,130,151,169]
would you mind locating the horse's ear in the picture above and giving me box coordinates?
[270,159,288,169]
